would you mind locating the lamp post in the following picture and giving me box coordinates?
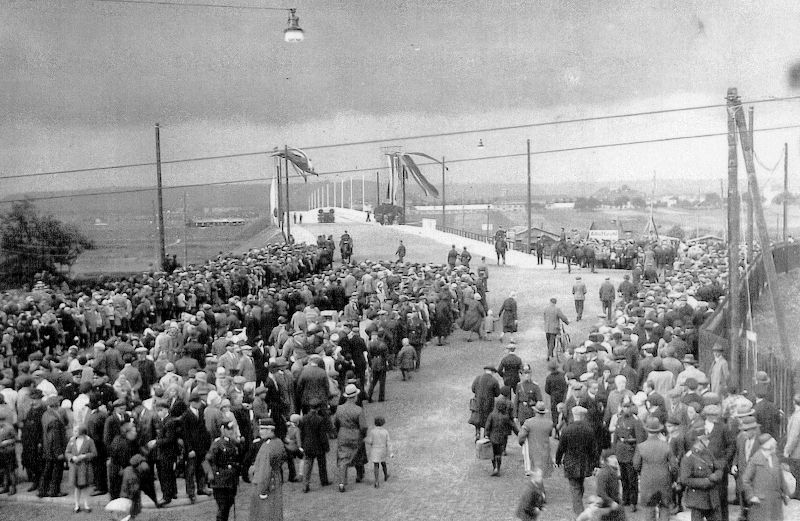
[486,204,491,241]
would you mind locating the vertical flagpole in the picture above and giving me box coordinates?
[154,123,166,270]
[350,176,353,209]
[376,172,380,205]
[276,163,282,233]
[526,139,532,254]
[362,173,365,209]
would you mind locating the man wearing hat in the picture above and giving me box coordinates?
[784,393,800,501]
[515,365,542,425]
[470,366,501,441]
[497,343,523,395]
[753,386,781,441]
[518,401,553,478]
[543,298,569,361]
[299,399,331,492]
[544,360,567,432]
[40,394,68,497]
[204,419,241,521]
[151,399,181,506]
[334,384,368,492]
[182,393,212,501]
[133,346,157,398]
[634,417,674,519]
[742,434,788,521]
[614,400,645,511]
[703,403,736,521]
[599,277,616,322]
[709,345,730,396]
[555,405,596,515]
[20,388,45,492]
[104,398,130,453]
[680,433,724,521]
[572,276,587,321]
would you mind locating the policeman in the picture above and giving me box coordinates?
[205,420,241,521]
[514,365,542,425]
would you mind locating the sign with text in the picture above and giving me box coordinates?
[588,229,619,241]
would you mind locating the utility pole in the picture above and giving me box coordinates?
[276,164,283,233]
[527,139,532,254]
[725,89,741,390]
[376,172,380,206]
[361,173,365,209]
[349,176,353,209]
[731,88,792,363]
[486,204,491,240]
[401,165,407,224]
[183,192,188,268]
[284,145,291,241]
[747,107,754,262]
[154,123,166,271]
[441,156,446,229]
[784,142,789,243]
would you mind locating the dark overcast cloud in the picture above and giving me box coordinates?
[2,0,800,191]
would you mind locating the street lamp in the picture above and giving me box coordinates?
[284,8,304,42]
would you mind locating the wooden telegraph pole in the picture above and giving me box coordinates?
[725,89,741,390]
[730,88,792,363]
[441,156,446,229]
[747,107,754,262]
[785,142,789,243]
[526,139,532,254]
[154,123,166,271]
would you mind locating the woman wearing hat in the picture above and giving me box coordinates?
[743,433,791,521]
[470,366,501,442]
[65,424,97,512]
[633,417,674,519]
[248,418,287,521]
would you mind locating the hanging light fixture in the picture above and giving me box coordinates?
[477,139,485,149]
[284,8,304,42]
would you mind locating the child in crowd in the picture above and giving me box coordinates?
[284,413,303,482]
[364,416,392,488]
[576,495,613,521]
[396,339,417,381]
[554,402,566,439]
[482,309,499,340]
[515,468,546,520]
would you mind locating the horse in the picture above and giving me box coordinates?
[494,237,507,265]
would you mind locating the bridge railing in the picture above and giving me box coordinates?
[438,226,515,250]
[698,242,800,437]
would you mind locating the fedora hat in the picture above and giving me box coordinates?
[533,401,547,415]
[343,384,359,398]
[644,416,664,433]
[738,416,760,431]
[681,354,698,365]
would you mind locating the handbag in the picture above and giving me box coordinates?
[475,438,493,460]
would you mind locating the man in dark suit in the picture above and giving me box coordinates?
[103,398,130,452]
[182,393,212,502]
[753,390,781,440]
[555,405,597,515]
[39,396,68,497]
[150,400,181,507]
[680,433,723,521]
[133,347,157,397]
[703,404,736,521]
[299,399,331,493]
[85,395,109,496]
[733,415,761,520]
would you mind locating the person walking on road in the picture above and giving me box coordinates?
[334,384,368,492]
[469,366,500,441]
[484,400,518,476]
[599,277,616,322]
[572,276,587,321]
[543,298,569,361]
[395,240,406,263]
[633,417,675,521]
[498,292,518,343]
[555,405,597,516]
[299,400,330,492]
[447,245,458,269]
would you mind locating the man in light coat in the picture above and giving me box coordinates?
[543,298,569,361]
[572,276,587,321]
[708,345,730,396]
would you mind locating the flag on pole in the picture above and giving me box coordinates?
[269,177,279,226]
[271,147,317,181]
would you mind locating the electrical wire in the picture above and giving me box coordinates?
[4,122,800,205]
[753,150,784,173]
[3,96,800,182]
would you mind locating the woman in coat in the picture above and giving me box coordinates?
[248,419,287,521]
[518,402,554,478]
[431,292,453,346]
[743,434,791,521]
[469,367,500,441]
[65,425,97,512]
[484,400,518,476]
[460,295,486,341]
[497,292,518,343]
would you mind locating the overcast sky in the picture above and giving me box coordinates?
[2,0,800,198]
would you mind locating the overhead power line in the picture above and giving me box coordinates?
[3,122,800,205]
[94,0,292,10]
[2,95,800,182]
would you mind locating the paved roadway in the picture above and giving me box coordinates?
[4,220,790,521]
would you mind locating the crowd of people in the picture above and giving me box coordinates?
[0,239,495,520]
[468,239,799,521]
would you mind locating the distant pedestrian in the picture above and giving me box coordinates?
[484,400,518,476]
[555,405,596,515]
[299,214,302,223]
[299,400,330,493]
[293,213,297,224]
[498,292,518,343]
[395,240,406,263]
[543,298,569,361]
[470,366,500,441]
[365,415,392,488]
[365,211,370,222]
[447,245,458,268]
[572,276,587,321]
[599,277,615,322]
[460,246,472,268]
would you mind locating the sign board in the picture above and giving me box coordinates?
[588,230,619,241]
[481,223,494,231]
[421,218,437,230]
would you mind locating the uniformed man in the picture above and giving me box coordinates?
[395,240,406,263]
[679,433,723,521]
[205,419,241,521]
[535,236,545,265]
[514,365,542,425]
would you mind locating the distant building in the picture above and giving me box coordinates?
[545,199,575,210]
[191,218,246,227]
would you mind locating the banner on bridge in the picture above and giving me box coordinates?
[588,229,619,241]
